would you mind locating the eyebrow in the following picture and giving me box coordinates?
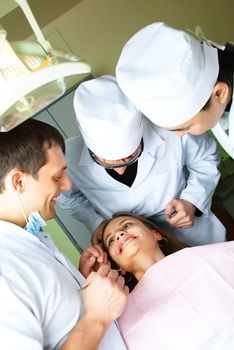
[169,127,187,132]
[53,165,67,176]
[168,124,192,132]
[104,219,129,243]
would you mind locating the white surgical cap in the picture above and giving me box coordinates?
[73,75,143,159]
[116,22,219,128]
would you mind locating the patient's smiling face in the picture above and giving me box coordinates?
[102,216,162,271]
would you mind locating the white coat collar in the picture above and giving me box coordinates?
[0,220,38,242]
[131,118,166,187]
[142,118,165,153]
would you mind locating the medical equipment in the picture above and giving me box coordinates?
[0,0,91,132]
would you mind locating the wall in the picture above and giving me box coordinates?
[32,0,234,76]
[45,218,81,266]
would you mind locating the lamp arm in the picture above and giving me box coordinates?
[14,0,51,53]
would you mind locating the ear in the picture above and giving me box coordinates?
[152,229,163,242]
[212,82,230,105]
[5,169,26,193]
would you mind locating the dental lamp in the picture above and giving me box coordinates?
[0,0,91,131]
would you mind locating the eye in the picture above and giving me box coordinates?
[54,173,63,181]
[54,176,61,182]
[123,222,131,230]
[107,237,115,247]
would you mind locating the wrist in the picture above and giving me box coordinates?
[83,311,112,333]
[59,312,111,350]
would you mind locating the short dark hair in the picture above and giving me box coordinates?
[0,119,65,192]
[202,42,234,111]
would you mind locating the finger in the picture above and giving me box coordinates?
[99,251,109,265]
[174,221,193,228]
[123,285,130,295]
[167,211,185,225]
[85,270,96,283]
[165,198,179,213]
[83,246,100,258]
[88,255,96,266]
[107,269,119,280]
[93,244,106,263]
[85,264,111,283]
[173,211,194,225]
[91,261,101,273]
[116,275,125,288]
[165,203,174,215]
[97,264,111,276]
[170,215,187,225]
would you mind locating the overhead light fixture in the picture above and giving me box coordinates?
[0,0,91,131]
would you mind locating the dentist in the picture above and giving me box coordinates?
[58,75,226,246]
[0,119,128,350]
[116,22,234,159]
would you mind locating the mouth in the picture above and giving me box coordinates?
[51,195,59,205]
[119,236,137,253]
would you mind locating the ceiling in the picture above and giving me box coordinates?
[0,0,18,18]
[0,0,83,41]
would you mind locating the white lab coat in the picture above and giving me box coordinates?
[0,221,126,350]
[59,118,226,245]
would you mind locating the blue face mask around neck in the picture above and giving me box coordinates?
[25,211,46,236]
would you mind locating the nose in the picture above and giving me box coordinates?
[113,166,127,175]
[116,232,124,240]
[60,173,72,191]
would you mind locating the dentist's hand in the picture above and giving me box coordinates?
[165,199,196,228]
[79,244,109,278]
[59,265,129,349]
[83,265,129,325]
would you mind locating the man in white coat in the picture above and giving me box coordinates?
[116,22,234,159]
[58,75,226,246]
[0,118,128,350]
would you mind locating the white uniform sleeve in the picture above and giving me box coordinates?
[180,132,220,214]
[0,276,43,350]
[99,322,127,350]
[57,184,105,232]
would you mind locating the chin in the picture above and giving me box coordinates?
[44,210,55,221]
[122,246,139,257]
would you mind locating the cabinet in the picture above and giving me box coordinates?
[34,90,80,139]
[34,75,92,251]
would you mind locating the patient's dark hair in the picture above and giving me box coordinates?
[100,212,187,291]
[0,119,65,193]
[202,42,234,110]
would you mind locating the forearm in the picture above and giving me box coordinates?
[182,133,221,212]
[180,170,220,212]
[59,312,110,350]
